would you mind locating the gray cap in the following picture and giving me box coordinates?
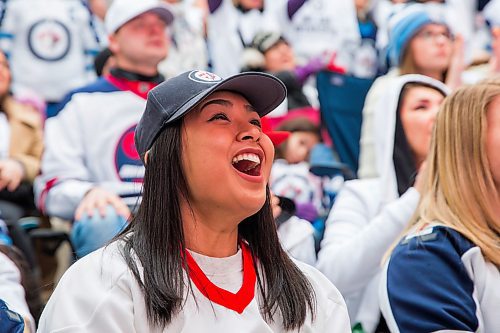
[135,70,287,162]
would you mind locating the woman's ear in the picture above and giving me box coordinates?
[144,150,151,165]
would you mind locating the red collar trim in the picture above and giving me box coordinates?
[185,242,256,314]
[105,74,158,100]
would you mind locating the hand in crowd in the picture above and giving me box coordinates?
[0,159,25,192]
[75,187,130,221]
[270,193,282,220]
[445,33,465,91]
[414,161,427,195]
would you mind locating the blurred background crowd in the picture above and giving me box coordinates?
[0,0,499,332]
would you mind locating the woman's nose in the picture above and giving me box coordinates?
[237,123,261,142]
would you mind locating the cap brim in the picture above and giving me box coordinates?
[167,72,287,124]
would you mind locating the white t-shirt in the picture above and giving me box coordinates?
[38,240,351,332]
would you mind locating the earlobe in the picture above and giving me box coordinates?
[144,150,150,165]
[108,34,119,54]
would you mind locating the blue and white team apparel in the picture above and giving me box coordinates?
[271,0,360,65]
[0,0,103,104]
[34,76,146,220]
[380,225,500,333]
[207,0,281,78]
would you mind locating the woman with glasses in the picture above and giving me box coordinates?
[358,4,462,178]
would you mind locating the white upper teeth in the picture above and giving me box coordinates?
[232,153,261,165]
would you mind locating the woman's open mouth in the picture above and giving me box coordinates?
[232,153,261,177]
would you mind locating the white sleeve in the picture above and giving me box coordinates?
[316,180,420,296]
[38,247,137,332]
[278,216,316,266]
[34,100,94,220]
[0,252,35,333]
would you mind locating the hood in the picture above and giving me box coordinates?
[373,74,449,204]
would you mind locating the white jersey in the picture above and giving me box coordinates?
[34,77,150,220]
[0,0,103,102]
[273,0,360,64]
[207,0,280,77]
[38,240,351,332]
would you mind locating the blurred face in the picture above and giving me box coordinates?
[283,131,320,164]
[409,24,452,74]
[238,0,263,10]
[182,91,274,220]
[355,0,370,12]
[264,41,295,72]
[486,95,500,190]
[109,12,169,71]
[400,86,444,165]
[0,52,11,97]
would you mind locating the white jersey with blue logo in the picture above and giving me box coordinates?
[380,225,500,333]
[34,78,145,220]
[0,0,103,102]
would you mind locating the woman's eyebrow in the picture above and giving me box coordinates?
[201,99,233,110]
[245,104,257,114]
[201,98,257,114]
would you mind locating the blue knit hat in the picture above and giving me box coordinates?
[387,5,448,67]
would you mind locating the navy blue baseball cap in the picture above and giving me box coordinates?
[135,70,287,162]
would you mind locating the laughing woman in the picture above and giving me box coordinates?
[37,70,350,332]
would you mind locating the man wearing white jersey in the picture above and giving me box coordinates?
[35,0,174,258]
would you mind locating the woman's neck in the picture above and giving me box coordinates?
[181,203,240,258]
[418,69,444,82]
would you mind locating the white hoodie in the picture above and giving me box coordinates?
[316,74,449,332]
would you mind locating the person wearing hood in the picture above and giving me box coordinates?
[316,74,449,333]
[357,4,462,178]
[380,80,500,333]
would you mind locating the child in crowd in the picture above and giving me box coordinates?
[270,117,323,223]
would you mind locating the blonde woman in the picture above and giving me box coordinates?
[380,82,500,332]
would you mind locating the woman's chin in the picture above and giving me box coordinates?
[237,197,267,219]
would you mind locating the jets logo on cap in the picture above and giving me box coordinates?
[188,70,222,84]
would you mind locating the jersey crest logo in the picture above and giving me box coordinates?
[28,19,71,62]
[188,70,222,83]
[115,125,144,182]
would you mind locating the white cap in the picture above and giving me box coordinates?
[105,0,174,34]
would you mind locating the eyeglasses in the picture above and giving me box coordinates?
[415,30,452,42]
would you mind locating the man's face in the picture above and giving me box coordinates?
[238,0,263,10]
[109,12,169,70]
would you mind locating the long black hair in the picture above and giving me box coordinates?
[117,119,316,329]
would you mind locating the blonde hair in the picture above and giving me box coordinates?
[395,82,500,266]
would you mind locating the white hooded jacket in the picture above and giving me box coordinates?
[316,74,449,332]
